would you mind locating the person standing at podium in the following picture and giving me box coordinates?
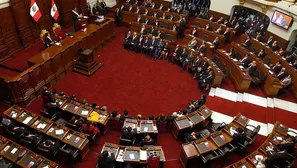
[72,7,82,32]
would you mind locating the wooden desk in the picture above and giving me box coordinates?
[195,17,234,42]
[215,49,252,91]
[180,113,248,168]
[58,97,110,135]
[225,121,289,168]
[0,136,59,168]
[0,18,115,106]
[101,142,166,165]
[3,106,90,159]
[190,26,225,48]
[123,119,158,134]
[231,42,282,96]
[171,106,213,139]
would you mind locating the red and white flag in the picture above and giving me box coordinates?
[30,0,42,22]
[51,0,59,20]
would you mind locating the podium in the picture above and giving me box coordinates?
[73,49,103,76]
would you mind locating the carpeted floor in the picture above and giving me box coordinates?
[0,15,297,168]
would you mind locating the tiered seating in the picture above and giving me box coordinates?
[225,122,297,168]
[241,34,297,97]
[0,135,59,168]
[231,42,282,96]
[3,105,90,161]
[180,114,259,167]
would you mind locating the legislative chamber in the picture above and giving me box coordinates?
[0,0,297,168]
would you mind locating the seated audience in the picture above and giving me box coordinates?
[277,136,296,154]
[168,44,180,63]
[160,42,170,60]
[182,52,194,70]
[204,24,212,31]
[277,67,289,80]
[240,55,250,68]
[270,41,280,52]
[280,75,292,88]
[242,36,252,49]
[124,30,132,49]
[212,37,220,48]
[272,61,282,74]
[214,26,223,34]
[190,27,197,37]
[198,71,213,92]
[188,37,197,49]
[232,127,246,145]
[248,61,258,76]
[38,139,60,154]
[185,132,200,141]
[217,17,224,24]
[265,36,274,48]
[223,28,231,43]
[257,49,266,59]
[265,144,289,168]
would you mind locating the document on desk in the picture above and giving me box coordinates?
[239,65,244,69]
[129,153,135,160]
[23,117,32,124]
[41,123,46,129]
[55,129,64,135]
[42,165,49,168]
[140,150,147,161]
[81,110,89,115]
[116,149,124,162]
[144,127,148,131]
[37,123,42,129]
[12,113,17,118]
[11,148,18,154]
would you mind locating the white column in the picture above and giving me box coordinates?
[87,0,116,8]
[0,0,9,9]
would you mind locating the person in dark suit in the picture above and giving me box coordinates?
[144,18,150,25]
[120,110,129,121]
[240,55,250,68]
[232,127,246,145]
[154,20,160,27]
[130,32,139,51]
[45,97,61,116]
[44,33,54,48]
[214,26,223,34]
[135,6,141,14]
[223,28,231,43]
[190,27,197,37]
[277,136,296,154]
[198,71,213,92]
[11,125,29,135]
[114,8,122,26]
[97,151,115,168]
[266,36,274,48]
[136,15,143,24]
[176,48,187,66]
[142,36,150,55]
[149,27,157,36]
[122,126,136,141]
[182,52,194,70]
[136,35,144,53]
[277,67,289,80]
[248,61,258,76]
[140,135,156,146]
[153,39,164,60]
[72,7,81,32]
[38,139,60,154]
[257,49,266,59]
[242,36,252,49]
[223,20,232,27]
[177,18,186,39]
[168,44,180,63]
[22,132,42,145]
[188,57,202,74]
[265,145,289,168]
[124,31,132,49]
[212,37,220,48]
[204,24,212,31]
[216,17,224,24]
[272,61,282,74]
[185,132,200,141]
[198,41,207,54]
[100,0,108,15]
[160,42,170,60]
[149,36,157,58]
[271,41,280,52]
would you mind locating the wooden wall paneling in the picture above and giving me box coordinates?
[8,81,24,105]
[10,0,36,47]
[56,0,74,28]
[29,65,46,95]
[17,73,36,105]
[51,53,65,80]
[0,37,9,62]
[40,59,56,88]
[0,78,11,101]
[0,7,21,54]
[79,0,88,16]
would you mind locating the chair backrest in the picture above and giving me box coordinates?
[252,125,261,137]
[259,71,267,82]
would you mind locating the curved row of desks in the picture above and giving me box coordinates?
[180,113,250,168]
[0,18,115,106]
[190,25,225,48]
[195,17,235,42]
[101,142,165,166]
[225,121,292,168]
[171,106,213,140]
[0,135,59,168]
[231,42,282,96]
[3,105,90,159]
[240,34,297,98]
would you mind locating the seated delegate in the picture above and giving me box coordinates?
[97,150,115,168]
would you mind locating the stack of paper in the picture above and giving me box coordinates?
[55,129,64,135]
[144,127,148,131]
[11,148,18,154]
[81,110,89,115]
[23,117,32,124]
[140,150,147,161]
[129,153,135,160]
[12,113,17,118]
[116,150,124,162]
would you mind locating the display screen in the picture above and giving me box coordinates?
[271,10,293,30]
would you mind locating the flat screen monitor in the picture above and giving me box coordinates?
[271,10,293,30]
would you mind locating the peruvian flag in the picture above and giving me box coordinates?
[30,0,42,22]
[51,0,59,20]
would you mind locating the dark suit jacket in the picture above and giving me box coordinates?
[224,31,230,42]
[278,142,295,154]
[122,128,136,141]
[44,37,53,48]
[97,153,115,168]
[248,65,257,76]
[232,132,246,144]
[278,71,289,80]
[72,10,80,20]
